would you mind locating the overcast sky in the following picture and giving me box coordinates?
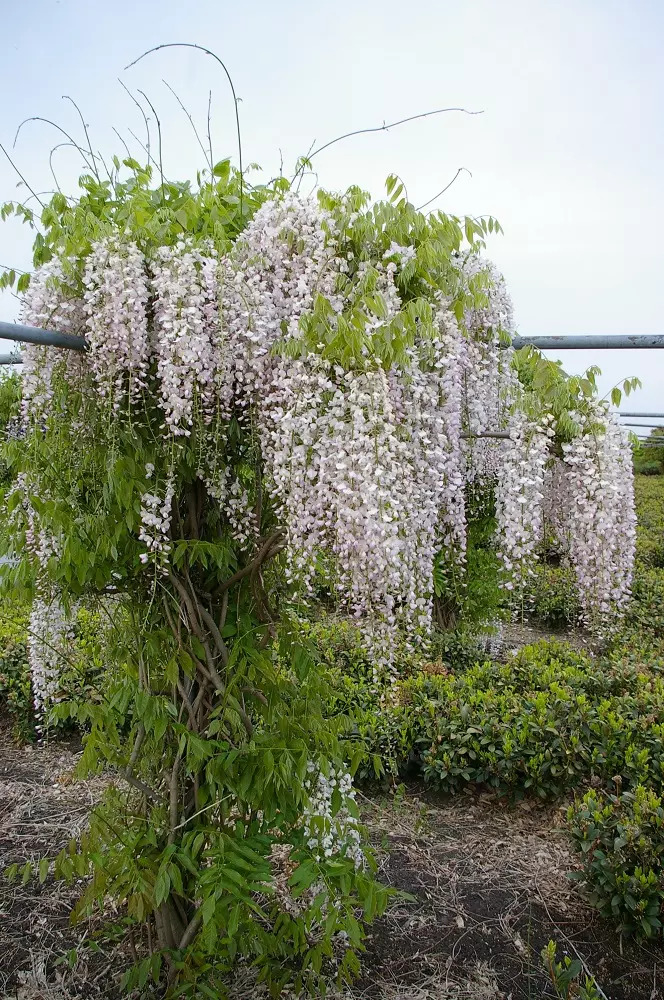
[1,0,662,422]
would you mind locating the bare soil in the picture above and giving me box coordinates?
[1,718,662,1000]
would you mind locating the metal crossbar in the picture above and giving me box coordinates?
[511,334,664,350]
[0,321,85,352]
[1,321,664,354]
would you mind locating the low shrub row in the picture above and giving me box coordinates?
[324,631,664,801]
[634,474,664,569]
[568,785,664,940]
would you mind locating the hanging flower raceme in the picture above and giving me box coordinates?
[28,597,77,717]
[561,407,637,628]
[151,240,220,435]
[454,254,518,483]
[19,260,87,423]
[495,410,552,593]
[83,238,150,409]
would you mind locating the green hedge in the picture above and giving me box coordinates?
[0,602,105,739]
[568,785,664,940]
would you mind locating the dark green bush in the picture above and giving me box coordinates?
[319,629,664,799]
[634,475,664,568]
[525,564,580,626]
[567,785,664,939]
[0,600,31,738]
[635,460,663,476]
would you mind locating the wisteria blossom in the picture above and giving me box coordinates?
[495,410,552,593]
[561,407,636,626]
[28,598,77,716]
[83,238,150,408]
[301,761,364,869]
[16,189,639,703]
[19,260,87,422]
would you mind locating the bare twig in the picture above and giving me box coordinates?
[112,127,133,162]
[137,89,165,198]
[294,106,483,180]
[0,143,46,209]
[125,43,244,215]
[118,78,152,163]
[416,167,472,212]
[207,89,214,172]
[62,96,100,182]
[162,79,211,169]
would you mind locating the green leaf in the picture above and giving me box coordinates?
[213,159,231,183]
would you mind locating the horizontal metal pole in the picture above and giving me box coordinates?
[0,353,22,365]
[623,422,664,428]
[461,431,510,440]
[512,334,664,350]
[620,412,664,418]
[1,318,664,356]
[0,321,86,352]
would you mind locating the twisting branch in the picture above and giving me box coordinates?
[214,530,286,596]
[125,43,244,215]
[168,751,183,844]
[0,143,46,209]
[293,106,483,182]
[416,166,472,212]
[118,79,151,163]
[62,96,100,182]
[162,79,212,169]
[178,910,202,952]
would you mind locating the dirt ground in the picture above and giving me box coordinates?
[1,717,663,1000]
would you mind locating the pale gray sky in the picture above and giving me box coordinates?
[1,0,662,416]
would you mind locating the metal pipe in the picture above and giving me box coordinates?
[0,318,663,355]
[0,321,86,352]
[619,412,664,418]
[512,334,664,350]
[461,431,510,439]
[0,354,22,365]
[622,422,664,428]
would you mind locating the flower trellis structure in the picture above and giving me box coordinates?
[16,192,637,672]
[3,174,638,992]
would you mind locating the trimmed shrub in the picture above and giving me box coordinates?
[567,785,664,939]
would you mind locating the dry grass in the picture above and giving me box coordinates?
[1,722,662,999]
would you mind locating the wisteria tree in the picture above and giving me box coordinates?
[0,137,637,994]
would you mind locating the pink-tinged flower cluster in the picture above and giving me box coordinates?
[28,598,77,716]
[19,260,87,422]
[152,241,220,434]
[138,470,175,570]
[561,407,637,628]
[83,238,150,408]
[495,411,553,592]
[455,254,517,483]
[18,192,639,668]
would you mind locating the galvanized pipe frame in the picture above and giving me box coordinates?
[0,322,662,443]
[1,320,664,355]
